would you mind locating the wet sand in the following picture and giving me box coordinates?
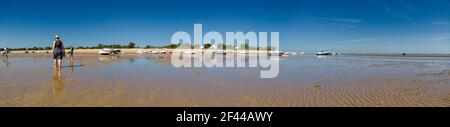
[1,53,450,107]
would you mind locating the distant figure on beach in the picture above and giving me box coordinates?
[1,48,9,57]
[69,45,75,59]
[70,45,75,58]
[52,35,65,68]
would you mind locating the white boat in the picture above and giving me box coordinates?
[136,50,147,54]
[150,50,159,54]
[112,49,121,54]
[268,51,286,56]
[180,50,195,54]
[316,51,333,56]
[248,50,258,54]
[238,51,248,54]
[98,48,112,55]
[215,50,224,54]
[285,52,296,55]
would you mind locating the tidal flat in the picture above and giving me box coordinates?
[1,53,449,107]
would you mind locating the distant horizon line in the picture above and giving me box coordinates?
[2,47,449,55]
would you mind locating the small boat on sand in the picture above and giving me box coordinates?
[268,51,286,56]
[151,50,159,54]
[98,48,112,55]
[136,50,147,54]
[183,50,195,54]
[238,51,249,54]
[316,51,334,56]
[112,49,121,54]
[98,48,121,55]
[285,52,298,55]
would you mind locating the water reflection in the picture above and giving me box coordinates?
[97,55,141,64]
[141,54,261,69]
[143,54,286,68]
[52,67,65,98]
[1,57,8,69]
[98,55,120,63]
[68,59,74,73]
[2,54,450,106]
[316,55,332,59]
[128,57,136,63]
[62,59,84,71]
[144,55,172,65]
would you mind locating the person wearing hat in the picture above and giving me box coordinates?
[52,35,65,68]
[2,48,8,57]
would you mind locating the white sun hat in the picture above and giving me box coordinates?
[55,35,60,39]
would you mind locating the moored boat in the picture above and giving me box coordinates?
[268,51,286,56]
[98,48,112,55]
[151,50,159,54]
[112,49,121,54]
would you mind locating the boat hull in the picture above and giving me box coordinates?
[316,53,333,55]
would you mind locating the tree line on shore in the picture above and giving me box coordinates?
[1,42,180,51]
[1,42,276,51]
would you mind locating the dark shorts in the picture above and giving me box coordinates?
[53,48,64,60]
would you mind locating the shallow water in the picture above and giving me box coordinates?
[1,54,450,107]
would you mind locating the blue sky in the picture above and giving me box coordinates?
[0,0,449,53]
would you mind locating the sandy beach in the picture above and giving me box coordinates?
[9,49,161,54]
[1,52,449,107]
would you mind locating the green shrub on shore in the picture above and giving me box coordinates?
[144,44,180,49]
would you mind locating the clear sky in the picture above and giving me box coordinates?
[1,0,449,53]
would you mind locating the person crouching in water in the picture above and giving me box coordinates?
[52,35,65,68]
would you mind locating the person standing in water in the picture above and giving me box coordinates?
[68,45,75,73]
[52,35,65,68]
[69,45,74,59]
[2,48,9,58]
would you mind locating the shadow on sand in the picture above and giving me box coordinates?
[62,64,85,68]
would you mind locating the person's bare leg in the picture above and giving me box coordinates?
[58,59,62,68]
[54,59,57,69]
